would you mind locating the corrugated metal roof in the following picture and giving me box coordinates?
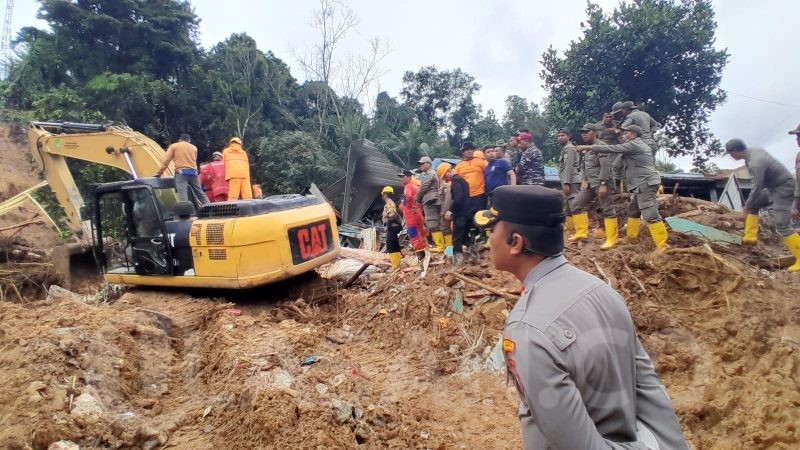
[332,139,405,223]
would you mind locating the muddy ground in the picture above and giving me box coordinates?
[1,125,799,449]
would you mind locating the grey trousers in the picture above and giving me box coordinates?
[749,179,797,236]
[564,183,581,214]
[626,184,661,223]
[175,171,209,207]
[423,203,442,233]
[572,185,616,218]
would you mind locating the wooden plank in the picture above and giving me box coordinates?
[339,246,390,266]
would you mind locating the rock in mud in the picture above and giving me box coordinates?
[70,393,103,425]
[47,441,79,450]
[331,399,354,424]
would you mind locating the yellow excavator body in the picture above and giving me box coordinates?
[28,121,341,289]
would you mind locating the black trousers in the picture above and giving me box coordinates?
[385,222,403,253]
[452,214,470,254]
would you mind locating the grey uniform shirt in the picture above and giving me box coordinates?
[415,170,441,205]
[622,110,660,142]
[558,142,582,185]
[591,138,660,192]
[582,139,612,188]
[503,255,688,450]
[744,148,794,211]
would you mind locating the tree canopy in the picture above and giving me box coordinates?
[1,0,732,217]
[541,0,728,167]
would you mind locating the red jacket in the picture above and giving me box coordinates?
[199,161,229,201]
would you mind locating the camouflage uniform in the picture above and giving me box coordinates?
[516,144,546,186]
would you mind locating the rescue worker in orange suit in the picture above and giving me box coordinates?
[198,151,229,202]
[223,137,252,201]
[398,169,431,265]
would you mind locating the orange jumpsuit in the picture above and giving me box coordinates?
[223,142,252,200]
[199,160,229,202]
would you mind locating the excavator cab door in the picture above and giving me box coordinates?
[94,185,173,276]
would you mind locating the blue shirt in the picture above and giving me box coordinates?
[485,158,512,193]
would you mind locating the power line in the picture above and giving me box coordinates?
[727,90,800,108]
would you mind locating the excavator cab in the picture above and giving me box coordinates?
[92,178,187,277]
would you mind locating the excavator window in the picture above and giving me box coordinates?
[95,186,173,276]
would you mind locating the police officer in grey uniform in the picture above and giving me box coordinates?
[614,101,661,156]
[577,125,669,251]
[474,185,688,450]
[725,138,800,271]
[416,156,445,251]
[557,128,581,223]
[571,123,618,249]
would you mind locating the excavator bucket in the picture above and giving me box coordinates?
[50,242,99,289]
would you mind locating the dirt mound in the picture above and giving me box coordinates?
[0,123,797,449]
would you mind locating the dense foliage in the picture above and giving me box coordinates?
[541,0,728,167]
[3,0,728,203]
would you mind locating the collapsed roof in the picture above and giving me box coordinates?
[323,139,404,224]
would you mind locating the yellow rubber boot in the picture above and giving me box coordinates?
[783,233,800,272]
[389,252,402,270]
[626,217,641,240]
[601,218,619,250]
[431,231,445,253]
[565,215,574,233]
[743,214,759,244]
[648,221,669,251]
[568,212,589,242]
[444,234,453,247]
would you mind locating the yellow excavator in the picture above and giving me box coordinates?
[28,121,340,289]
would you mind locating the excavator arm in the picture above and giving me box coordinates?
[27,121,172,238]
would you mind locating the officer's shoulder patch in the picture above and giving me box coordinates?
[502,338,515,353]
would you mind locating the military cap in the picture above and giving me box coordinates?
[610,101,624,114]
[474,185,565,229]
[460,141,477,152]
[495,139,507,146]
[557,128,571,135]
[725,138,747,153]
[621,124,643,136]
[397,169,413,177]
[788,123,800,135]
[418,156,432,164]
[579,123,604,132]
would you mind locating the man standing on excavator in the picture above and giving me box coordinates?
[155,133,208,207]
[223,137,253,201]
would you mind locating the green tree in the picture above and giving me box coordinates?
[206,34,273,143]
[470,109,505,147]
[34,0,199,83]
[400,66,481,147]
[540,0,728,168]
[252,131,342,195]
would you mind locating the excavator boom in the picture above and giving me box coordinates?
[27,121,172,238]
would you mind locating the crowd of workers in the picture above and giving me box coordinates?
[381,102,800,273]
[377,105,800,449]
[154,134,259,205]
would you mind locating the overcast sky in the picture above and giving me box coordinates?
[10,0,800,171]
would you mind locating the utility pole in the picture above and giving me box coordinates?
[1,0,14,79]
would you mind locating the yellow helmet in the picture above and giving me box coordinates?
[381,186,394,195]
